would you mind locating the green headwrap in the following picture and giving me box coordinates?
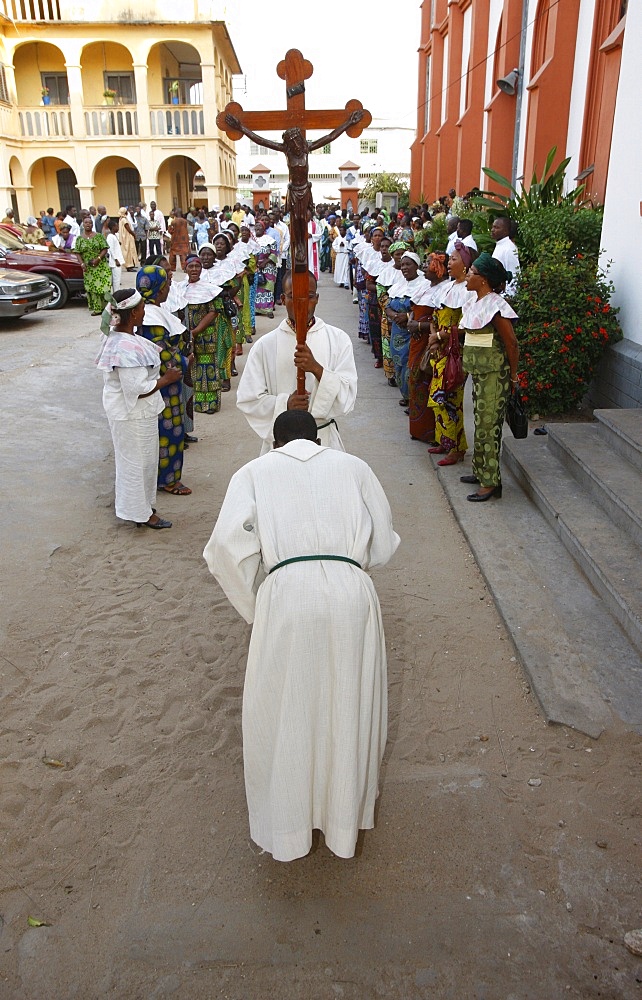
[474,252,512,290]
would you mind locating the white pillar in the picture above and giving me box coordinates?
[133,63,151,138]
[65,63,86,138]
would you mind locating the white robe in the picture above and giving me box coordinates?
[97,332,164,523]
[203,439,400,862]
[332,236,351,286]
[236,317,358,454]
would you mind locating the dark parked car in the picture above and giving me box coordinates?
[0,229,85,309]
[0,267,53,317]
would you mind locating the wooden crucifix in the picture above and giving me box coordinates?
[216,49,372,394]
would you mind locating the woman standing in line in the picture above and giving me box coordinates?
[75,214,112,315]
[405,252,449,443]
[424,243,474,465]
[254,220,279,318]
[460,253,519,502]
[136,265,192,496]
[385,252,430,407]
[182,254,223,414]
[95,287,179,529]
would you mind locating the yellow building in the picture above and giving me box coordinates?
[0,0,241,219]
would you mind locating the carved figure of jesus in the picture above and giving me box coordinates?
[224,109,364,271]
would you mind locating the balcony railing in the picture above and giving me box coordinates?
[150,105,204,137]
[85,106,138,137]
[19,107,73,138]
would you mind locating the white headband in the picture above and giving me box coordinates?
[112,290,142,311]
[402,251,421,266]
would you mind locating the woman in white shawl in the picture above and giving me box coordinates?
[136,265,193,495]
[177,254,224,413]
[95,288,181,529]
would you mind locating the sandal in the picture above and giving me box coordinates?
[221,379,231,391]
[437,451,465,466]
[162,483,192,495]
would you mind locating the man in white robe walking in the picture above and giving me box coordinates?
[236,270,357,453]
[203,410,399,862]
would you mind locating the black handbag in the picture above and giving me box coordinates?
[506,387,528,439]
[222,297,238,319]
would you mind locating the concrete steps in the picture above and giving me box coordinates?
[434,391,641,736]
[503,410,642,658]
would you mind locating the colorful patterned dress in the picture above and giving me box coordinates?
[140,323,187,488]
[188,301,221,413]
[74,233,112,314]
[428,279,470,454]
[255,243,278,317]
[407,302,436,442]
[461,292,518,487]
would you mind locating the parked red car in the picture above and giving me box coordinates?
[0,228,85,309]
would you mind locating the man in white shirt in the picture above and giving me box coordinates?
[491,216,520,296]
[203,408,399,863]
[244,206,255,229]
[63,206,80,237]
[445,216,460,255]
[147,201,166,257]
[237,270,357,453]
[456,218,478,251]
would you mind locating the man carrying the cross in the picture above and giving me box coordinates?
[236,269,357,453]
[203,409,399,862]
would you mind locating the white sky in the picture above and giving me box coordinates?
[221,0,421,131]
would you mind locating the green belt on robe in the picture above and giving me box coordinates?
[269,554,362,575]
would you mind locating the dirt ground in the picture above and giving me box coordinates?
[0,276,640,999]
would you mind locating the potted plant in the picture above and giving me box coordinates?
[169,80,180,105]
[103,88,117,105]
[41,86,50,106]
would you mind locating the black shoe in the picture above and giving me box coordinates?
[184,434,198,443]
[137,517,172,529]
[460,475,480,484]
[404,408,410,415]
[399,398,409,407]
[466,486,502,502]
[388,377,398,388]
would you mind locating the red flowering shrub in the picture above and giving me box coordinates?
[509,242,622,415]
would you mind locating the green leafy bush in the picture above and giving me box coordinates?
[516,204,604,267]
[510,242,622,415]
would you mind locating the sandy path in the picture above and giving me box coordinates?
[0,279,640,999]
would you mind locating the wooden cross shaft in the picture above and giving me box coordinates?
[216,49,372,395]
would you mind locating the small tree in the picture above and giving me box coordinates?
[360,172,409,208]
[474,146,586,223]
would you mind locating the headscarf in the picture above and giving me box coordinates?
[427,252,447,280]
[401,251,421,267]
[136,265,168,301]
[26,216,38,226]
[389,241,409,255]
[199,243,217,256]
[453,240,475,270]
[474,251,511,290]
[118,207,127,217]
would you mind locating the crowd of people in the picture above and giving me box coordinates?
[94,202,300,528]
[93,192,522,862]
[94,193,522,530]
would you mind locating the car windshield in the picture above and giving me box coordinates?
[0,229,28,250]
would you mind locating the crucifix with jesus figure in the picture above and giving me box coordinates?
[216,49,372,394]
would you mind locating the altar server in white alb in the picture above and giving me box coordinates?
[332,224,351,288]
[236,270,357,453]
[203,410,400,862]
